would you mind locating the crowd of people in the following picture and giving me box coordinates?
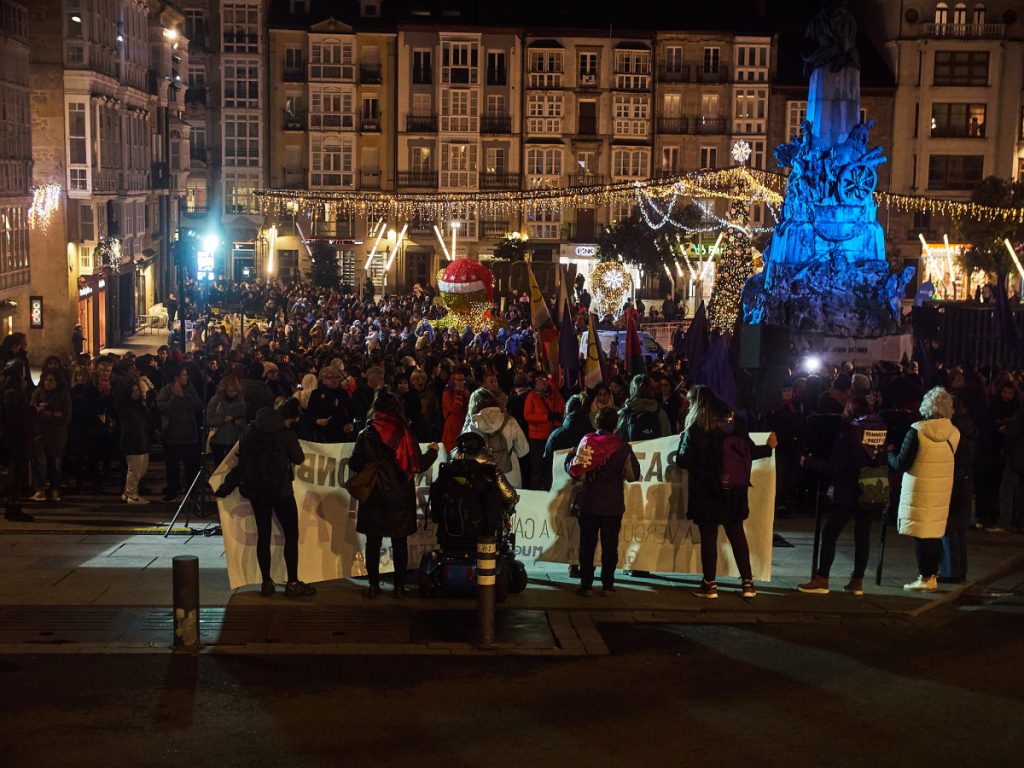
[0,275,1015,597]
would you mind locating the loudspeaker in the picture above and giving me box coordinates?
[738,323,791,370]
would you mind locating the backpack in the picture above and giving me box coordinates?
[429,460,497,537]
[238,427,290,499]
[626,407,662,441]
[718,432,753,490]
[482,415,513,473]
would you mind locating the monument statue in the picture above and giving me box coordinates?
[742,0,911,338]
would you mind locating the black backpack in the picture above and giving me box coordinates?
[625,407,662,441]
[429,460,501,536]
[238,427,290,499]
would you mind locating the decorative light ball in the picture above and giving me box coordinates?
[435,258,497,330]
[732,140,752,165]
[591,260,633,318]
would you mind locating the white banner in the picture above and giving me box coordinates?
[212,434,775,590]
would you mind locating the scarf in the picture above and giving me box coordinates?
[371,410,420,479]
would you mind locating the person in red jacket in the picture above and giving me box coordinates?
[441,365,470,451]
[524,374,564,490]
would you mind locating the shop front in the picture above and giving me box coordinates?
[77,276,107,356]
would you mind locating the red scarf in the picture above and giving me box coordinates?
[371,411,420,479]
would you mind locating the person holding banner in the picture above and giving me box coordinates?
[566,407,641,596]
[675,385,777,599]
[350,388,439,598]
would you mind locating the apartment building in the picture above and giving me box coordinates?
[26,0,188,358]
[887,1,1024,289]
[0,0,32,341]
[267,0,395,287]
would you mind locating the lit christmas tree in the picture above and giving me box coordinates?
[707,195,752,333]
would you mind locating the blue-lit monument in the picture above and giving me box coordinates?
[742,0,913,338]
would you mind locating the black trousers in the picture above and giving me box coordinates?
[698,522,752,582]
[251,496,299,583]
[578,514,622,589]
[528,438,549,490]
[4,454,29,511]
[365,535,408,588]
[816,504,872,579]
[914,538,944,578]
[164,441,200,496]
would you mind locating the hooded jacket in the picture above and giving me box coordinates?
[889,418,960,539]
[615,397,672,441]
[566,430,640,517]
[237,407,305,499]
[804,414,888,509]
[464,405,529,488]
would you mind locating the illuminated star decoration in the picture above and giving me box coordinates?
[731,140,752,165]
[591,261,633,319]
[28,184,62,231]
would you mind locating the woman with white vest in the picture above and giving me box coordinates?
[888,387,960,593]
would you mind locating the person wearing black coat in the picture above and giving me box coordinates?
[304,369,355,443]
[118,381,151,504]
[349,387,438,598]
[236,402,315,597]
[1,359,36,521]
[542,395,592,482]
[675,385,776,599]
[940,402,978,582]
[798,398,888,596]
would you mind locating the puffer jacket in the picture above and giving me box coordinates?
[615,396,672,441]
[463,405,529,488]
[889,418,961,539]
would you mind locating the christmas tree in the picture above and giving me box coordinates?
[707,196,752,332]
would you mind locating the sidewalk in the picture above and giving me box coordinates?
[0,513,1020,655]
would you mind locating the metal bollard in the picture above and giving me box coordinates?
[476,536,497,650]
[172,555,200,652]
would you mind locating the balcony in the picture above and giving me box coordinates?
[360,117,381,132]
[694,116,727,134]
[282,168,306,189]
[151,161,169,189]
[480,115,512,134]
[283,67,304,83]
[528,72,563,89]
[614,73,651,91]
[930,124,986,139]
[577,72,599,89]
[563,222,601,242]
[696,65,729,84]
[480,172,517,189]
[398,171,438,187]
[658,65,691,83]
[577,118,598,136]
[657,116,689,135]
[409,216,435,233]
[312,220,356,239]
[406,114,437,132]
[283,111,306,131]
[360,170,382,190]
[480,219,509,238]
[923,22,1006,37]
[360,63,382,84]
[568,173,605,186]
[184,86,206,104]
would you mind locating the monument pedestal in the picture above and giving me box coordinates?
[792,331,912,366]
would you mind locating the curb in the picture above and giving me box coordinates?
[908,551,1024,620]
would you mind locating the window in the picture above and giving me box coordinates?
[191,126,206,160]
[440,142,477,188]
[486,94,506,117]
[579,52,598,81]
[0,206,29,289]
[78,203,95,241]
[613,95,649,136]
[184,10,205,47]
[487,51,506,85]
[311,39,354,79]
[485,146,506,174]
[612,149,648,178]
[699,146,718,168]
[664,46,684,73]
[361,96,380,129]
[661,146,679,174]
[931,103,987,137]
[224,59,259,108]
[410,146,432,173]
[527,147,562,176]
[311,137,353,187]
[290,0,310,12]
[412,50,432,84]
[701,93,720,117]
[750,139,765,169]
[284,47,303,76]
[440,88,478,132]
[576,151,596,173]
[927,154,983,189]
[527,93,563,133]
[67,102,88,191]
[935,3,948,25]
[614,50,651,89]
[529,50,563,88]
[952,3,967,27]
[735,44,768,82]
[662,93,682,117]
[224,172,260,214]
[703,47,720,73]
[224,114,260,166]
[527,208,559,240]
[188,64,206,90]
[934,51,988,86]
[442,41,478,85]
[310,88,355,129]
[412,92,431,116]
[222,2,259,54]
[733,88,767,133]
[974,4,986,26]
[786,100,807,141]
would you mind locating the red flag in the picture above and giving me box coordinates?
[625,307,646,376]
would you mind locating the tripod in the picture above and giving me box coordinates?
[163,462,219,537]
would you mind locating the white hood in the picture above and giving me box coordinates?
[915,418,956,444]
[469,406,506,435]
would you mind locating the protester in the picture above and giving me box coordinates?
[118,380,151,504]
[441,365,471,451]
[349,388,438,598]
[941,396,977,583]
[305,367,354,443]
[205,375,247,467]
[157,363,204,503]
[29,371,71,502]
[675,385,777,599]
[462,388,529,489]
[1,359,35,521]
[889,386,961,592]
[235,401,316,597]
[566,406,641,596]
[616,374,672,441]
[524,374,564,490]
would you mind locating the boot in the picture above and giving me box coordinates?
[798,575,830,595]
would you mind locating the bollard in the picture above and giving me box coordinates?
[476,536,497,650]
[172,555,200,652]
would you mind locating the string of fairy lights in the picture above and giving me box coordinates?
[255,166,1024,225]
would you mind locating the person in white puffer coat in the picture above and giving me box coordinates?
[888,386,960,593]
[462,388,529,489]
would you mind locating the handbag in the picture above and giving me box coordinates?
[345,461,381,503]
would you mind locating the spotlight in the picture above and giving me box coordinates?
[202,234,220,252]
[802,355,822,374]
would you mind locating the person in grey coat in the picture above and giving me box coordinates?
[157,363,203,503]
[205,375,247,468]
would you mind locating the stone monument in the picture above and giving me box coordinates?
[742,0,913,341]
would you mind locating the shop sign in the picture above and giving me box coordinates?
[29,296,43,329]
[575,245,598,257]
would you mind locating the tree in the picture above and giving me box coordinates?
[306,241,340,288]
[597,203,703,271]
[493,231,532,261]
[707,197,752,332]
[955,176,1024,286]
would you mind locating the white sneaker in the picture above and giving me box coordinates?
[126,496,150,505]
[903,575,938,593]
[29,491,47,502]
